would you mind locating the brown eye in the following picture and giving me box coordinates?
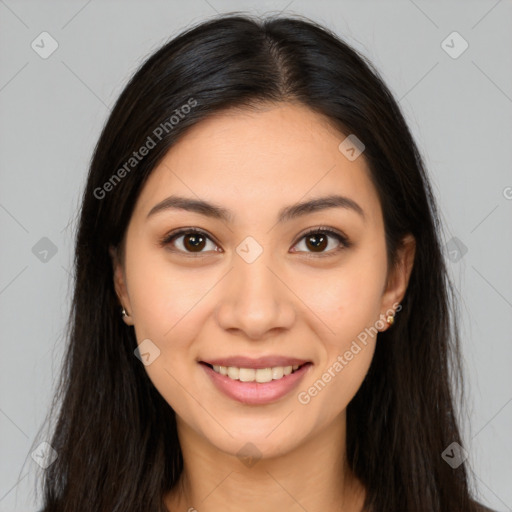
[304,233,328,252]
[182,233,206,252]
[292,228,349,256]
[161,229,219,254]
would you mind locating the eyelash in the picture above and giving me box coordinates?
[159,226,351,258]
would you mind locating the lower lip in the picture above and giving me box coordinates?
[200,363,312,405]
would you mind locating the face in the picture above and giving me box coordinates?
[111,102,415,459]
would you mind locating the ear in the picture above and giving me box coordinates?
[109,244,134,326]
[378,233,416,331]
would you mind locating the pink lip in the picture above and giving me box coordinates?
[201,356,310,369]
[200,362,312,405]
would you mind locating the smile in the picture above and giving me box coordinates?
[199,361,313,405]
[208,363,303,383]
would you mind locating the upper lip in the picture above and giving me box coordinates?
[200,356,311,369]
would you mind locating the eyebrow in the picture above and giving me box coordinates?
[146,194,365,223]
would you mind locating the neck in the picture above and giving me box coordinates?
[165,412,366,512]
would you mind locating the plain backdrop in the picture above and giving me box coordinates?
[0,1,511,510]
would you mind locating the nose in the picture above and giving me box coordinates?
[214,249,296,341]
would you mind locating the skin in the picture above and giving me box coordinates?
[111,102,415,512]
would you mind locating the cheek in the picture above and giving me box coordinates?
[124,249,211,415]
[295,271,380,421]
[292,251,387,343]
[125,243,210,341]
[291,248,386,408]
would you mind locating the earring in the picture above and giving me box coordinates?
[386,314,395,326]
[121,307,133,326]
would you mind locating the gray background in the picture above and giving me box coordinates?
[1,0,511,510]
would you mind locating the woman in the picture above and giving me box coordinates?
[36,13,495,512]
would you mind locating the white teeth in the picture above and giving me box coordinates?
[210,363,303,382]
[239,368,256,382]
[255,368,273,383]
[271,366,284,380]
[227,366,240,379]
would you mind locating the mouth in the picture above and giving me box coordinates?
[199,359,313,405]
[200,361,309,383]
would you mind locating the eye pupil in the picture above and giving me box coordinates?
[184,234,206,252]
[306,233,328,252]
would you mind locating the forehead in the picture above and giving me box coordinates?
[134,102,382,225]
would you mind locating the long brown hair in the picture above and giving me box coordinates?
[35,13,488,511]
